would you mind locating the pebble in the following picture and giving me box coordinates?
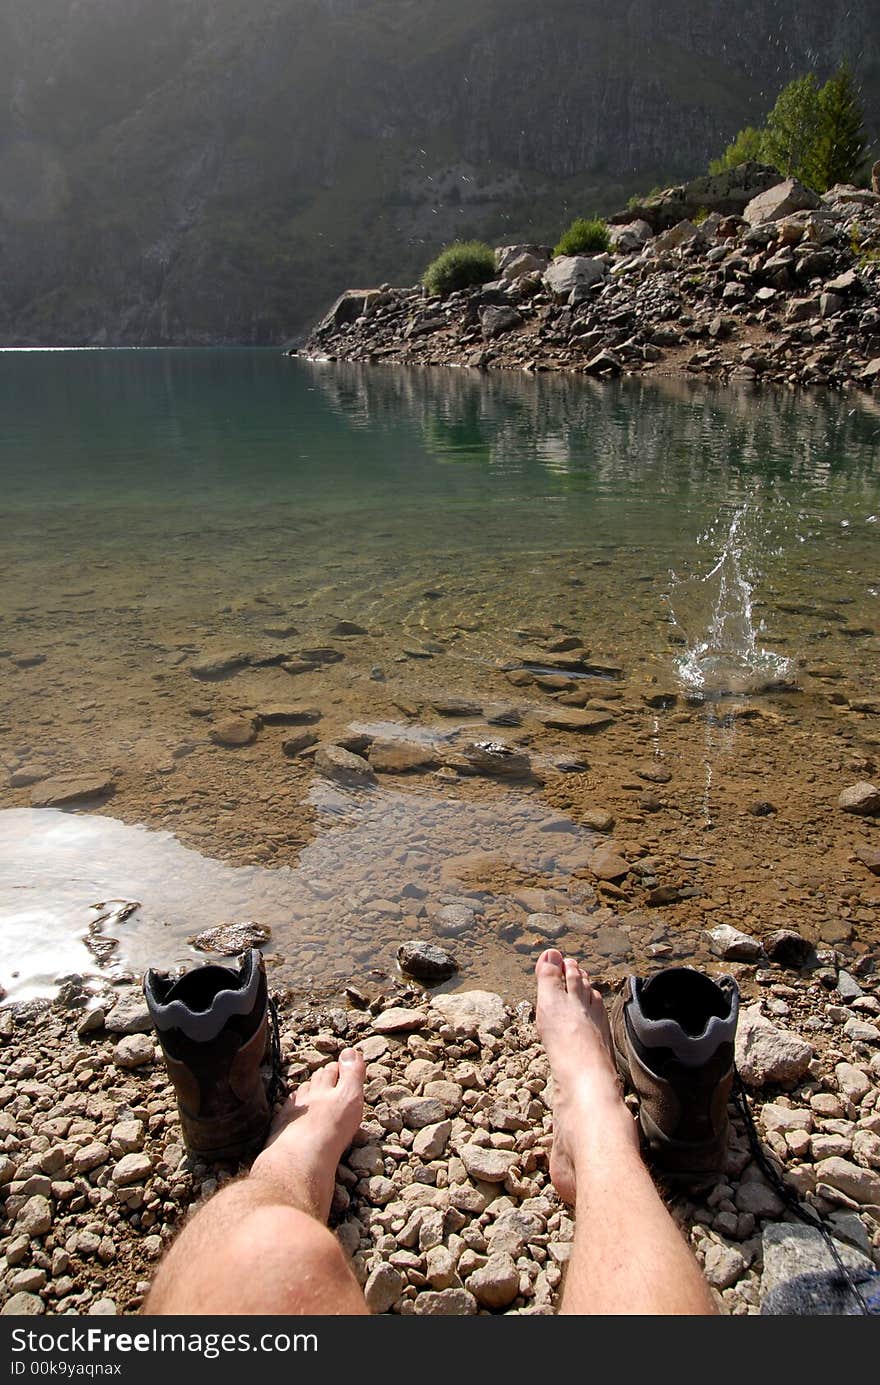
[114,1033,155,1068]
[735,1006,814,1087]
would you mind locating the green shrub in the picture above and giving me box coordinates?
[692,206,710,225]
[553,217,611,256]
[421,241,495,296]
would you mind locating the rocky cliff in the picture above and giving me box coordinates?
[1,0,879,345]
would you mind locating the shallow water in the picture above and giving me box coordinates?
[1,351,879,999]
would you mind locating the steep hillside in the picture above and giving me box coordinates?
[1,0,878,344]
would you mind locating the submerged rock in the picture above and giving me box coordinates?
[31,773,115,808]
[209,717,258,747]
[838,782,880,816]
[314,744,376,781]
[460,741,531,778]
[189,921,271,955]
[397,941,458,982]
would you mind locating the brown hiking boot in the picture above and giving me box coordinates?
[144,948,278,1162]
[610,967,739,1183]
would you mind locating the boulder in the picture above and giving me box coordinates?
[315,288,382,332]
[744,179,820,226]
[608,219,653,252]
[480,305,523,339]
[760,1223,874,1315]
[735,1005,813,1087]
[543,255,606,300]
[652,219,701,253]
[496,244,549,279]
[612,163,781,232]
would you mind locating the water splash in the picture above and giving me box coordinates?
[666,502,795,696]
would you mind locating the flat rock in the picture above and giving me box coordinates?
[370,1007,427,1034]
[413,1288,477,1316]
[432,698,483,717]
[209,716,258,747]
[397,941,458,982]
[838,782,880,816]
[590,847,629,881]
[538,709,614,733]
[190,652,248,679]
[31,773,115,808]
[761,1222,875,1314]
[189,921,271,955]
[735,1004,813,1087]
[459,1143,515,1183]
[432,903,477,937]
[369,739,439,773]
[258,705,321,724]
[314,744,376,781]
[854,845,880,876]
[706,924,763,962]
[431,990,507,1037]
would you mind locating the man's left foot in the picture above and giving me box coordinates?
[250,1048,366,1221]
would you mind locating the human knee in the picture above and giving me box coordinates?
[231,1204,349,1279]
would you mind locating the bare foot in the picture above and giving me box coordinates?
[535,949,638,1204]
[249,1047,366,1221]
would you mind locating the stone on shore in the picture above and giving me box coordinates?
[744,178,820,225]
[735,1005,813,1087]
[760,1223,875,1314]
[543,255,606,300]
[431,990,507,1037]
[209,717,258,748]
[706,925,763,962]
[314,744,376,781]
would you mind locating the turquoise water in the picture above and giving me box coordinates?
[1,350,879,1000]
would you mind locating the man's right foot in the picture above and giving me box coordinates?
[535,949,639,1204]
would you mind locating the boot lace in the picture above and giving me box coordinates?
[733,1068,872,1315]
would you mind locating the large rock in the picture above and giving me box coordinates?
[706,924,763,962]
[814,1157,880,1206]
[397,941,457,982]
[652,219,701,253]
[613,163,781,231]
[495,244,549,278]
[761,1223,875,1315]
[369,739,438,773]
[431,990,507,1037]
[735,1005,813,1087]
[838,782,880,816]
[608,219,653,252]
[313,744,376,782]
[543,255,606,300]
[31,773,115,808]
[209,716,258,748]
[480,305,523,339]
[315,288,382,332]
[459,1143,515,1183]
[744,178,820,225]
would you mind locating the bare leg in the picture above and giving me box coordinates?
[145,1048,369,1315]
[536,950,717,1316]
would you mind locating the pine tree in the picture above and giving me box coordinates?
[760,73,822,182]
[806,64,866,192]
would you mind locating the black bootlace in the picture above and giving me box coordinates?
[733,1067,871,1315]
[267,995,285,1108]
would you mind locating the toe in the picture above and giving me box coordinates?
[338,1047,366,1094]
[312,1060,339,1089]
[564,956,586,1000]
[536,948,565,990]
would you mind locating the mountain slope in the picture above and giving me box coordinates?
[1,0,878,345]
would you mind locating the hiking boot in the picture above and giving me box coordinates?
[610,967,739,1182]
[144,948,276,1162]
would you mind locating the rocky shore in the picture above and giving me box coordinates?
[300,166,880,392]
[2,944,879,1317]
